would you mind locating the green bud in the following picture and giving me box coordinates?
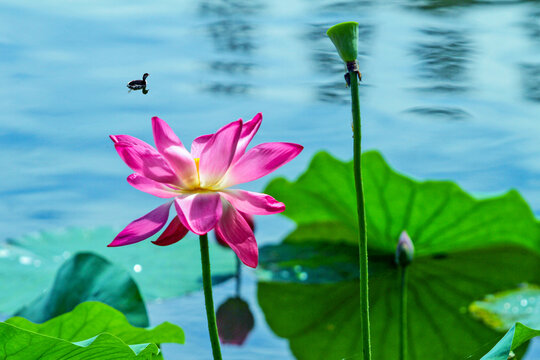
[395,231,414,267]
[326,21,359,63]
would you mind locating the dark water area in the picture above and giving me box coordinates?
[1,0,540,358]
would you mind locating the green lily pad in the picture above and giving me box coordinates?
[6,301,184,345]
[0,228,235,314]
[480,323,540,360]
[265,151,540,253]
[470,285,540,332]
[0,324,160,360]
[1,301,184,360]
[260,151,540,360]
[15,252,149,327]
[258,242,359,283]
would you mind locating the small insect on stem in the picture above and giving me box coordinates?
[345,60,362,87]
[344,72,362,87]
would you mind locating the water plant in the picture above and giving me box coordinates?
[0,227,236,316]
[481,323,540,360]
[0,301,184,359]
[260,150,540,359]
[108,113,302,359]
[327,21,372,359]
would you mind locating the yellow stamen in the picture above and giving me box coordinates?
[194,157,201,185]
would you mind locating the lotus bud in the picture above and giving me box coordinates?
[216,297,255,345]
[395,231,414,267]
[326,21,359,63]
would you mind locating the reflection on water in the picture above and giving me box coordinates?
[199,0,264,16]
[206,20,256,53]
[205,83,252,95]
[520,63,540,102]
[408,0,480,11]
[523,7,540,43]
[2,0,540,359]
[128,86,149,95]
[406,23,472,120]
[412,27,471,93]
[216,265,255,346]
[405,106,470,120]
[201,0,262,96]
[316,81,349,103]
[320,0,373,12]
[209,61,254,74]
[216,296,255,345]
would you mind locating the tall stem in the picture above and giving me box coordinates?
[199,234,223,360]
[399,266,408,360]
[350,70,372,359]
[235,257,242,298]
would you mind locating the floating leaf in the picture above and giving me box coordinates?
[265,151,540,253]
[0,229,235,314]
[1,301,184,359]
[6,301,184,345]
[258,242,359,283]
[470,285,540,332]
[16,252,149,327]
[0,324,160,360]
[480,323,540,360]
[260,151,540,360]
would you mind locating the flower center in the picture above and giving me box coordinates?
[194,157,202,186]
[175,157,220,194]
[192,157,210,192]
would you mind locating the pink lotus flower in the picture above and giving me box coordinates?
[108,113,303,268]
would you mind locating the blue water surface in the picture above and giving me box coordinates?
[1,0,539,359]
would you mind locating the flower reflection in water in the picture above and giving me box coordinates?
[215,213,255,346]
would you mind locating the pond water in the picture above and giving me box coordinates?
[1,0,539,359]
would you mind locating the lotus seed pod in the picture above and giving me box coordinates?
[395,231,414,267]
[326,21,359,63]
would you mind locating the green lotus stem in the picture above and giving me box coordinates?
[235,257,242,298]
[350,65,372,360]
[328,21,372,359]
[399,266,408,360]
[199,233,223,360]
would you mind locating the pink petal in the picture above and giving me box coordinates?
[191,134,212,159]
[152,117,199,188]
[151,117,183,150]
[127,174,178,198]
[199,120,242,187]
[110,135,154,149]
[232,113,262,163]
[152,217,189,246]
[215,201,258,268]
[108,201,172,247]
[114,142,180,185]
[174,193,223,235]
[220,142,303,188]
[220,190,284,215]
[241,212,255,231]
[215,211,254,248]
